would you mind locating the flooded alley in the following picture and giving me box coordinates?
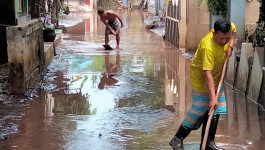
[0,9,265,150]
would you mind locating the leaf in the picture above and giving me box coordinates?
[80,76,88,89]
[198,0,205,6]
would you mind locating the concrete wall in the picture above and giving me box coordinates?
[148,0,157,15]
[234,43,254,93]
[186,0,209,50]
[229,0,246,44]
[178,0,186,48]
[245,0,260,33]
[245,0,260,41]
[159,0,166,15]
[7,19,44,94]
[225,47,237,85]
[148,0,165,16]
[225,43,265,104]
[247,47,264,102]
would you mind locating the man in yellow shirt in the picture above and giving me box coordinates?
[170,19,236,150]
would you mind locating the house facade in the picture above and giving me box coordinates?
[0,0,45,94]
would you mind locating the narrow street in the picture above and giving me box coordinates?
[0,9,264,150]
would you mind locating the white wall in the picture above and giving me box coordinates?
[148,0,165,16]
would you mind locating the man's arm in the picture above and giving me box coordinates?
[101,18,116,35]
[226,32,236,59]
[205,70,218,114]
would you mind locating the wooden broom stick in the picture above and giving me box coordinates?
[201,58,228,150]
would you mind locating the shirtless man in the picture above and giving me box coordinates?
[98,8,124,50]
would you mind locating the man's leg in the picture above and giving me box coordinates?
[200,114,225,150]
[105,33,109,46]
[116,34,120,49]
[170,90,209,150]
[169,125,191,150]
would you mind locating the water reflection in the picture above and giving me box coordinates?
[98,51,121,89]
[45,93,54,117]
[223,83,265,149]
[164,49,191,123]
[2,9,265,150]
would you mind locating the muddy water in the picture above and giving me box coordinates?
[0,9,265,150]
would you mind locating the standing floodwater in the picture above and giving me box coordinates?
[0,9,264,150]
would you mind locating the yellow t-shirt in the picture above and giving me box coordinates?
[190,23,236,92]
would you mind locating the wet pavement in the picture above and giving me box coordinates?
[0,9,265,150]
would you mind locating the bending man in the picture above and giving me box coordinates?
[98,8,124,50]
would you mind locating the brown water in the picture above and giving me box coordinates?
[0,9,264,150]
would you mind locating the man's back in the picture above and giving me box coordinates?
[190,31,226,92]
[100,10,118,22]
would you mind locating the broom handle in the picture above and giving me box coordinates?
[201,58,228,150]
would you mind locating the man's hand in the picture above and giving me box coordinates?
[209,97,218,115]
[121,24,124,28]
[112,30,116,36]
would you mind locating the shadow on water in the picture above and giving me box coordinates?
[0,9,265,150]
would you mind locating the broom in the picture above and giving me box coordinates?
[201,58,228,150]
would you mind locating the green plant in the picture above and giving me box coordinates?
[0,83,2,90]
[258,0,265,23]
[198,0,228,17]
[247,23,265,47]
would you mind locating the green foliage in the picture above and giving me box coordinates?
[258,0,265,23]
[0,83,2,90]
[198,0,204,6]
[80,76,88,89]
[198,0,228,17]
[92,55,105,71]
[54,93,91,115]
[246,22,265,47]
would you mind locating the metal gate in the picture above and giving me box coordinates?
[165,1,180,48]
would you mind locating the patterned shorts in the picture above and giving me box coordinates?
[182,87,227,130]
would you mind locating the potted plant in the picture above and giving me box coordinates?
[41,13,56,42]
